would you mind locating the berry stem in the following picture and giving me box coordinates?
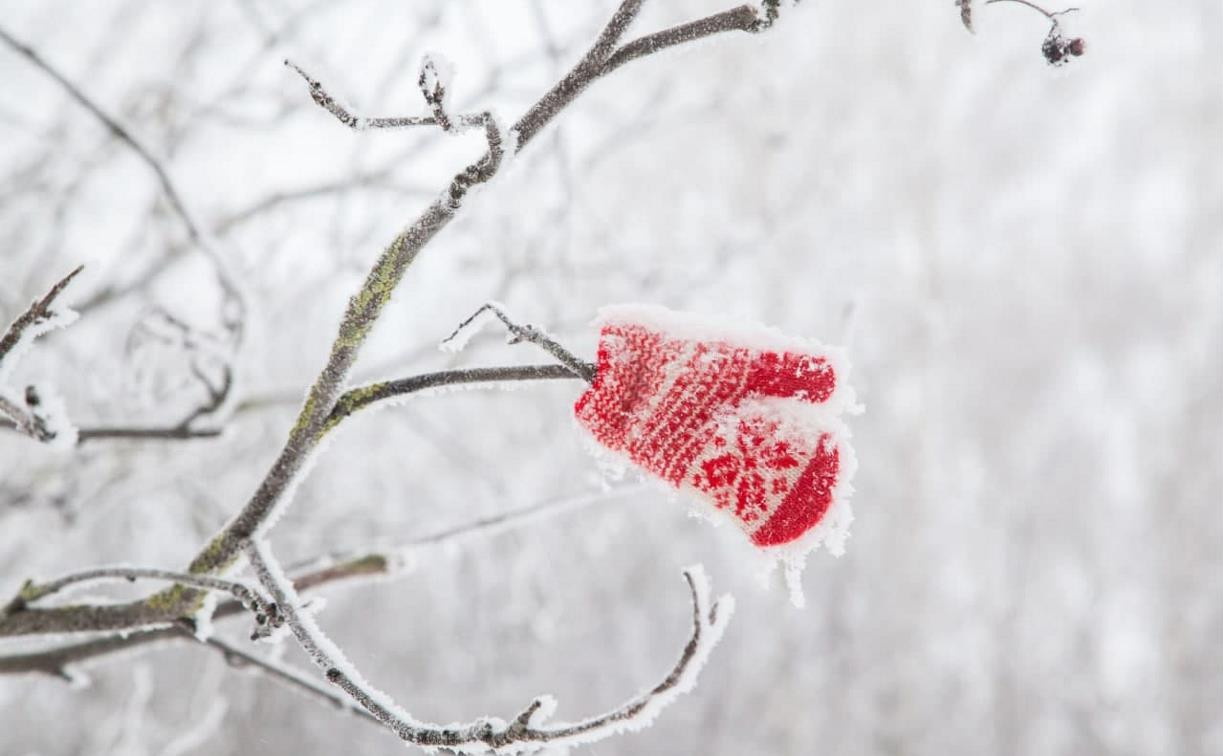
[984,0,1079,22]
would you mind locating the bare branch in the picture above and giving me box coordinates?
[1,566,277,634]
[442,303,595,382]
[75,426,224,443]
[247,539,733,752]
[284,61,436,130]
[0,267,82,445]
[287,56,506,208]
[513,2,782,149]
[958,0,975,32]
[603,6,766,74]
[324,363,585,433]
[0,552,399,674]
[0,265,82,369]
[587,0,649,64]
[402,486,635,548]
[0,417,224,443]
[0,391,64,445]
[984,0,1079,21]
[203,636,380,724]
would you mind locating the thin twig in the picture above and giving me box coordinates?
[0,266,82,444]
[76,426,224,443]
[442,303,595,383]
[203,635,380,723]
[2,566,273,622]
[285,56,505,209]
[0,418,224,443]
[983,0,1079,21]
[0,552,398,676]
[0,265,82,368]
[324,364,586,433]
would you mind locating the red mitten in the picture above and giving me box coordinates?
[575,305,856,552]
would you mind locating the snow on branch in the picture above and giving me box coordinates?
[323,364,583,433]
[247,538,733,753]
[511,0,795,149]
[203,635,379,723]
[0,550,405,675]
[0,283,236,445]
[0,265,82,382]
[286,55,506,208]
[441,302,596,382]
[0,266,82,447]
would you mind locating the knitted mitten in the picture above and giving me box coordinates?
[574,305,855,549]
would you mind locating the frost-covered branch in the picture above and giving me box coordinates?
[601,3,776,74]
[247,539,733,753]
[1,420,223,444]
[512,1,785,149]
[74,425,224,443]
[0,566,281,639]
[202,636,381,724]
[20,362,233,445]
[286,55,505,209]
[0,265,81,372]
[0,307,231,444]
[0,266,82,447]
[324,364,585,433]
[0,551,397,675]
[442,303,595,383]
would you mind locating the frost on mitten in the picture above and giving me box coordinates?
[575,305,856,554]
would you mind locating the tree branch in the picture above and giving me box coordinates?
[202,635,381,724]
[512,1,780,149]
[75,426,225,443]
[602,5,768,74]
[323,364,585,433]
[247,539,732,752]
[0,265,82,370]
[442,303,596,383]
[0,551,397,676]
[0,266,82,445]
[0,566,280,638]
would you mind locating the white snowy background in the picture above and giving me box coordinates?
[0,1,1219,754]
